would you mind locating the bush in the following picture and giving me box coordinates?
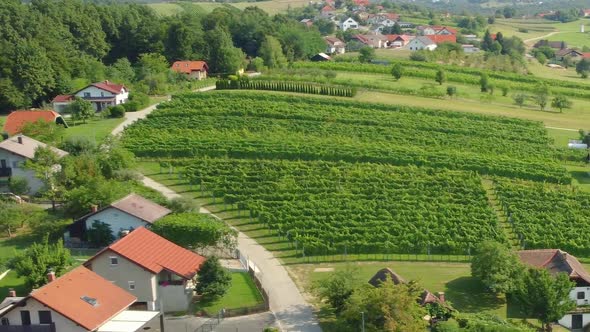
[501,86,509,97]
[60,136,97,155]
[196,256,232,300]
[110,105,125,118]
[86,220,115,247]
[446,86,457,98]
[9,176,30,195]
[123,101,140,112]
[129,92,150,109]
[166,196,199,213]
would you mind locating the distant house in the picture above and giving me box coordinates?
[0,135,68,194]
[353,34,388,48]
[53,81,129,113]
[340,17,359,31]
[368,268,448,307]
[64,193,171,246]
[462,44,480,53]
[555,48,585,61]
[418,25,457,36]
[428,34,457,44]
[406,36,437,51]
[386,34,413,48]
[3,110,67,136]
[0,266,160,332]
[534,40,567,50]
[518,249,590,330]
[170,61,209,80]
[311,53,332,62]
[85,227,206,312]
[320,5,336,17]
[325,37,346,54]
[51,94,75,113]
[582,9,590,17]
[367,13,400,26]
[300,18,313,27]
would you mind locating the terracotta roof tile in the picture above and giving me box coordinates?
[518,249,590,284]
[429,34,457,44]
[51,95,74,103]
[0,135,68,159]
[90,81,127,94]
[92,227,206,279]
[171,61,209,74]
[31,266,136,331]
[3,110,62,136]
[110,193,171,223]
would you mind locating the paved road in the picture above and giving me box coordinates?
[140,177,322,332]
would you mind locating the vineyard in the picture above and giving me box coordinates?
[121,91,581,256]
[216,79,356,97]
[494,179,590,256]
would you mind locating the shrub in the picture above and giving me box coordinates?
[60,136,97,155]
[501,86,509,97]
[86,220,115,247]
[9,176,30,195]
[110,105,125,118]
[129,92,150,109]
[446,86,457,98]
[196,256,232,300]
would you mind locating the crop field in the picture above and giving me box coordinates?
[494,178,590,256]
[120,91,590,258]
[147,0,308,16]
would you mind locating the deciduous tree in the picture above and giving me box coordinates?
[151,213,237,250]
[67,97,94,124]
[391,63,404,81]
[471,241,524,294]
[259,35,287,69]
[196,256,231,300]
[359,46,375,63]
[314,267,360,313]
[551,96,572,113]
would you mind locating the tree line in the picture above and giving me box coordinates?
[0,0,326,113]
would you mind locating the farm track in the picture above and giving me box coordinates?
[481,177,521,250]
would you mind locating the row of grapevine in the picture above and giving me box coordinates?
[493,178,590,256]
[215,79,356,97]
[180,158,505,255]
[122,92,569,183]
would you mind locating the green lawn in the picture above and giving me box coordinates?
[546,128,580,147]
[63,117,124,142]
[147,3,184,16]
[567,164,590,192]
[195,272,264,316]
[0,271,28,298]
[526,60,590,84]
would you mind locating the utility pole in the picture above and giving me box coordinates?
[361,311,365,332]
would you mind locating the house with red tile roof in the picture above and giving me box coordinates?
[85,227,206,312]
[428,34,457,44]
[518,249,590,330]
[0,135,68,194]
[170,61,209,80]
[385,34,413,48]
[64,193,172,246]
[320,5,336,17]
[52,81,129,113]
[325,37,346,54]
[0,267,160,332]
[3,110,67,136]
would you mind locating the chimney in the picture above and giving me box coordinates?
[47,270,56,283]
[17,135,23,144]
[437,292,445,303]
[91,205,98,213]
[8,289,16,297]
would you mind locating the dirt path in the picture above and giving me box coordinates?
[524,31,561,44]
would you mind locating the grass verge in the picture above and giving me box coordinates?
[195,272,264,316]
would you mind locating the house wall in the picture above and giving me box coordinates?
[75,86,115,99]
[570,286,590,306]
[0,150,44,194]
[52,102,71,113]
[407,40,436,51]
[558,313,590,329]
[84,207,148,239]
[159,284,192,312]
[188,71,207,80]
[1,298,86,332]
[87,253,158,311]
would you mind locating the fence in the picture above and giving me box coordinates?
[194,311,224,332]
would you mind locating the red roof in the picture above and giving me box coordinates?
[51,94,74,103]
[171,61,209,74]
[90,81,127,94]
[88,227,206,279]
[3,110,62,136]
[31,266,136,331]
[110,193,171,223]
[353,0,369,6]
[385,34,412,42]
[321,5,334,12]
[518,249,590,285]
[429,34,457,44]
[434,26,457,34]
[583,53,590,58]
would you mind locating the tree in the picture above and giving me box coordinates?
[535,52,547,65]
[8,236,71,289]
[21,118,65,146]
[435,69,446,85]
[107,58,136,84]
[259,35,287,69]
[576,58,590,78]
[391,63,404,81]
[8,176,30,195]
[471,241,524,294]
[551,96,572,113]
[25,146,63,210]
[358,46,375,63]
[513,268,575,331]
[535,83,550,111]
[196,256,232,300]
[207,26,245,75]
[479,73,489,92]
[86,220,115,247]
[0,202,23,237]
[67,97,94,124]
[446,86,457,98]
[481,30,494,51]
[341,277,426,332]
[314,267,360,313]
[513,93,527,108]
[151,213,237,251]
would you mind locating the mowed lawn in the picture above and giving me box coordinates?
[195,272,264,316]
[63,117,124,142]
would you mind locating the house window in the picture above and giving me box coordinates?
[1,318,9,325]
[128,281,135,290]
[84,92,91,98]
[20,311,31,325]
[110,256,118,266]
[101,92,105,97]
[38,311,52,324]
[578,291,585,299]
[12,161,18,168]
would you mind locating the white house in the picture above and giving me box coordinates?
[64,193,171,246]
[84,227,206,312]
[0,267,160,332]
[0,135,68,194]
[519,249,590,330]
[325,37,346,54]
[340,17,359,31]
[53,81,129,113]
[406,36,437,51]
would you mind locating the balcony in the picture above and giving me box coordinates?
[0,325,55,332]
[0,167,12,177]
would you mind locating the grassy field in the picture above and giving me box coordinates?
[62,117,124,142]
[147,0,308,16]
[491,18,558,42]
[526,60,590,84]
[147,3,184,16]
[195,272,264,315]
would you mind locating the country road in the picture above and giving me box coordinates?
[524,31,561,44]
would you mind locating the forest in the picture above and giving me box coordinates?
[0,0,326,112]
